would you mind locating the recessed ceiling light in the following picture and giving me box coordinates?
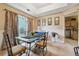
[27,9,30,11]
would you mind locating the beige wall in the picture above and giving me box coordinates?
[32,18,37,31]
[37,13,65,43]
[37,5,79,44]
[78,11,79,46]
[0,3,36,50]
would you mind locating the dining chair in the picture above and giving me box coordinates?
[35,32,48,56]
[74,46,79,56]
[3,32,28,56]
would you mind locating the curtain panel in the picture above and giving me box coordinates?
[2,10,18,49]
[27,17,33,35]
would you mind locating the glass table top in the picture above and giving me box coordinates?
[16,36,43,43]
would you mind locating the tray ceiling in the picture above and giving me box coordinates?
[7,3,78,17]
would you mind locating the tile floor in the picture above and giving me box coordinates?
[0,38,77,56]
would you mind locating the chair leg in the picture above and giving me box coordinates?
[25,52,28,56]
[40,48,42,56]
[43,47,47,56]
[23,50,28,56]
[34,45,37,53]
[45,46,47,55]
[19,53,22,56]
[22,50,28,56]
[41,48,44,56]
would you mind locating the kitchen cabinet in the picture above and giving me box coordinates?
[65,17,78,41]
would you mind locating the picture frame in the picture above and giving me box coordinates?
[54,17,60,25]
[48,17,52,25]
[42,18,46,26]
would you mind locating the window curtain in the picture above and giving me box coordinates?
[2,10,18,49]
[27,17,33,35]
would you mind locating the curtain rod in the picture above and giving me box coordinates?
[4,8,18,15]
[0,8,14,12]
[0,8,33,18]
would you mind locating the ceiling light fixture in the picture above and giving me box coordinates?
[26,9,30,11]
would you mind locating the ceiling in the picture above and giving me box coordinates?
[31,3,52,9]
[65,11,78,17]
[7,3,78,17]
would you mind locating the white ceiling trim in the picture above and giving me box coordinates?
[7,3,78,17]
[36,3,67,14]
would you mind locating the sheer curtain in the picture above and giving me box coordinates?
[18,16,33,37]
[18,15,28,37]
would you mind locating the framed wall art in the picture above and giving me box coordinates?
[54,17,60,25]
[48,17,52,25]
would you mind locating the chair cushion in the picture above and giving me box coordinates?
[12,45,26,56]
[36,41,46,47]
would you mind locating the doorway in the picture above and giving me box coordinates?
[65,12,78,47]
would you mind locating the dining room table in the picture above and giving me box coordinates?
[15,36,44,56]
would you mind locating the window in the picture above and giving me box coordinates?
[18,15,28,37]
